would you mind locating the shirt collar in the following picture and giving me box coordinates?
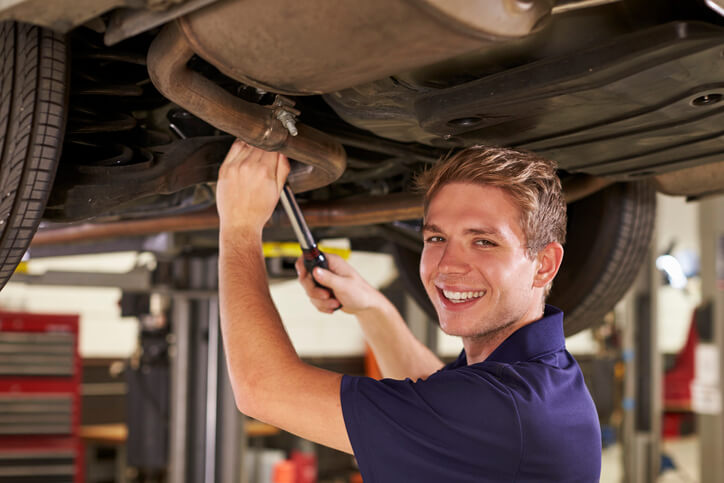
[486,305,566,364]
[472,305,566,364]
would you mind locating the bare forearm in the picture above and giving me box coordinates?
[215,143,352,453]
[218,231,300,411]
[356,297,443,380]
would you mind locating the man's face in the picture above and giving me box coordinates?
[419,182,544,340]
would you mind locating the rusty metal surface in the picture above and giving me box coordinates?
[0,0,187,32]
[562,175,614,204]
[46,136,232,221]
[654,160,724,197]
[31,193,424,246]
[104,0,219,45]
[31,208,220,246]
[0,0,125,32]
[419,0,552,37]
[177,0,551,95]
[146,21,346,193]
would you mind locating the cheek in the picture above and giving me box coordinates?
[419,248,438,284]
[503,257,538,287]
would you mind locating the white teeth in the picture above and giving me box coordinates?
[442,289,484,303]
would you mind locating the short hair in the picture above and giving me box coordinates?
[415,145,566,259]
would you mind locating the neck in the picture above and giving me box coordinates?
[463,303,545,365]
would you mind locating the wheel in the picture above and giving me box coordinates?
[0,22,67,288]
[392,181,656,336]
[549,180,656,336]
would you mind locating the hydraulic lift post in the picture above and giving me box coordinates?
[697,196,724,483]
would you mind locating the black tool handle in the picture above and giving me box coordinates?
[303,247,341,309]
[302,246,328,283]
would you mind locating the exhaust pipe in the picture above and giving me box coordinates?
[146,21,346,193]
[31,193,424,246]
[31,173,613,246]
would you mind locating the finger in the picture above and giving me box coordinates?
[240,144,264,168]
[295,257,306,277]
[230,140,252,163]
[325,253,355,277]
[312,298,340,313]
[219,140,243,174]
[276,153,290,192]
[295,264,322,293]
[312,266,346,291]
[250,150,281,184]
[310,286,332,300]
[298,271,332,300]
[226,139,243,160]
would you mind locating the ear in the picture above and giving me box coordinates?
[532,242,564,289]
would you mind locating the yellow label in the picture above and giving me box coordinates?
[14,261,29,274]
[262,242,350,260]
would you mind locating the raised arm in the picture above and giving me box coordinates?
[296,255,444,380]
[216,140,352,453]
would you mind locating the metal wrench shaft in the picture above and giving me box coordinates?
[279,184,338,305]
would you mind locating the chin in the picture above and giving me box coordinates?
[437,315,475,338]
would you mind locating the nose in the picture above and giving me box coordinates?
[437,241,469,274]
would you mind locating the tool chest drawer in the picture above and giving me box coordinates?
[0,311,82,482]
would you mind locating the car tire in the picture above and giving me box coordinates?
[0,22,67,288]
[392,180,656,336]
[550,180,656,336]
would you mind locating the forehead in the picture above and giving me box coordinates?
[425,183,525,239]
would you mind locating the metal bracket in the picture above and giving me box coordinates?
[271,95,300,137]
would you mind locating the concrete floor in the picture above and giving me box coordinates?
[601,437,699,482]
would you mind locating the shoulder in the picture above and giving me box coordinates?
[341,370,527,482]
[341,365,525,438]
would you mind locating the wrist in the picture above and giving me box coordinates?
[219,227,264,256]
[220,225,263,242]
[356,291,396,320]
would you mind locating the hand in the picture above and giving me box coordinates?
[295,253,385,315]
[216,140,290,235]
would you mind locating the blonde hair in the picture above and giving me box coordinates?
[416,145,566,259]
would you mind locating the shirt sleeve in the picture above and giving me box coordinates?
[340,366,524,483]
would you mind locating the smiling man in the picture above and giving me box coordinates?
[216,142,602,482]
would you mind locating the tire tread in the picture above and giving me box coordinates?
[0,22,67,289]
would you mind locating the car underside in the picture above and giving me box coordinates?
[0,0,723,334]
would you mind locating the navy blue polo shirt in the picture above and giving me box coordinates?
[340,305,601,482]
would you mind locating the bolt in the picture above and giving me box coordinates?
[692,93,722,107]
[515,0,534,12]
[448,116,483,127]
[276,110,298,136]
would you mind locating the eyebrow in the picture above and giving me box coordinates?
[421,223,502,237]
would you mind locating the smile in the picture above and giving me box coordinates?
[441,289,485,304]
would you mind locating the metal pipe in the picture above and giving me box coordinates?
[31,174,610,247]
[204,296,219,483]
[169,296,191,483]
[31,193,425,246]
[146,21,346,193]
[551,0,622,15]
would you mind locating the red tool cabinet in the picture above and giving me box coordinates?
[0,311,83,482]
